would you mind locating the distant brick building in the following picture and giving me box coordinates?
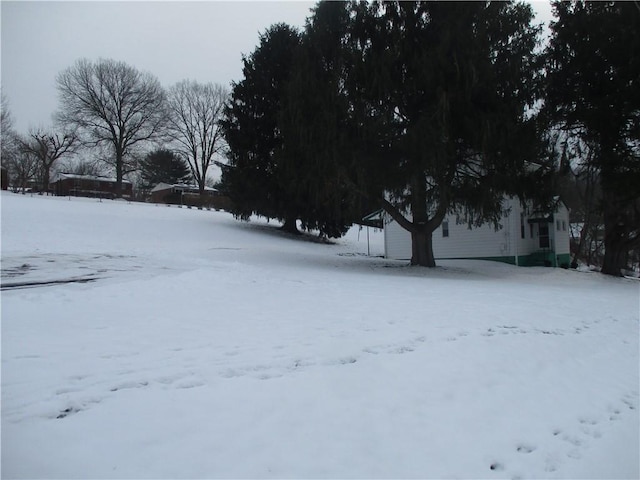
[50,173,133,199]
[149,183,232,210]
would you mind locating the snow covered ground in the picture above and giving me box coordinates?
[1,191,638,479]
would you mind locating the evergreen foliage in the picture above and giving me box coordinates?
[138,149,192,190]
[344,1,547,265]
[220,21,358,238]
[277,2,364,238]
[545,1,640,276]
[220,24,303,233]
[220,1,549,257]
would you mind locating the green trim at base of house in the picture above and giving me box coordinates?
[436,252,572,268]
[555,253,571,268]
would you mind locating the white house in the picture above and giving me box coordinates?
[384,197,571,267]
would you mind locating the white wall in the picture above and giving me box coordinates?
[552,203,571,255]
[383,198,571,262]
[384,200,519,261]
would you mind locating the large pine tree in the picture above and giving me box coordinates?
[545,1,640,276]
[220,21,357,238]
[220,24,301,233]
[334,1,546,266]
[276,2,363,238]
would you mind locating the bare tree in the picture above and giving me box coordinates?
[59,157,106,177]
[55,58,167,196]
[1,92,13,138]
[6,143,39,192]
[18,127,78,192]
[166,80,228,197]
[1,93,17,165]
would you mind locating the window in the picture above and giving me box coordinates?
[520,214,525,239]
[530,223,534,239]
[442,221,449,238]
[556,220,561,231]
[562,220,567,231]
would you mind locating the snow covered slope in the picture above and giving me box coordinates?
[2,192,638,479]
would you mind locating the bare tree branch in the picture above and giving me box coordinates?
[18,127,78,191]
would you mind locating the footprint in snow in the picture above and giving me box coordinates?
[110,380,149,392]
[56,406,80,419]
[516,444,536,454]
[392,346,414,354]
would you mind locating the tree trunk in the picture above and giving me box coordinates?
[41,165,51,193]
[199,182,206,209]
[600,155,628,276]
[601,203,627,276]
[281,216,300,234]
[115,151,124,198]
[411,227,436,267]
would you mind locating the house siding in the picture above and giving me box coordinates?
[384,219,413,260]
[383,198,571,267]
[433,215,515,259]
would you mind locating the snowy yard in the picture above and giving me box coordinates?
[1,192,638,479]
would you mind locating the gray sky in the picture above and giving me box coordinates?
[1,1,553,134]
[1,1,315,132]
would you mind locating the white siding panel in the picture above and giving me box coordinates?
[382,199,571,262]
[384,214,515,260]
[432,217,513,259]
[384,220,412,260]
[553,204,571,255]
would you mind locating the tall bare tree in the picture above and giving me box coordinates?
[59,157,106,177]
[6,145,39,192]
[166,80,228,197]
[18,127,78,191]
[1,93,17,165]
[2,93,20,189]
[1,92,13,139]
[56,58,167,196]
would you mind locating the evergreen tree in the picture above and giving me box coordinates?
[277,2,362,238]
[139,149,192,190]
[220,24,303,233]
[340,1,547,266]
[545,1,640,276]
[220,19,359,238]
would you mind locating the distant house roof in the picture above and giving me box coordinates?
[150,183,218,194]
[51,173,132,185]
[360,209,384,229]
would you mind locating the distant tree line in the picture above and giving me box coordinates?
[1,60,229,202]
[1,0,637,276]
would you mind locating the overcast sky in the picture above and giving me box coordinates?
[1,1,315,133]
[1,1,553,134]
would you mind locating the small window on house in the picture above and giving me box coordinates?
[442,221,449,238]
[562,220,567,231]
[520,213,525,239]
[557,220,561,231]
[530,223,534,239]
